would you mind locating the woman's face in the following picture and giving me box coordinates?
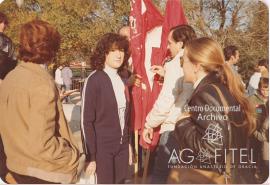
[105,47,125,69]
[182,50,197,83]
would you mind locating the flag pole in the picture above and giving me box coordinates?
[134,130,139,183]
[142,149,151,183]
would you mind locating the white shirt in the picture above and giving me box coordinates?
[61,67,73,85]
[248,72,261,89]
[55,68,63,85]
[145,50,194,133]
[104,65,126,135]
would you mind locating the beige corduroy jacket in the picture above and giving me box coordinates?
[0,62,79,183]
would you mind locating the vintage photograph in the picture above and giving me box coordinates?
[0,0,268,184]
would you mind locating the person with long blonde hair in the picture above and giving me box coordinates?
[171,37,256,184]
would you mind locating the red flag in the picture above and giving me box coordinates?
[138,0,189,150]
[152,0,188,67]
[129,0,163,134]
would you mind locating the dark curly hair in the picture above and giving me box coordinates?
[90,33,130,72]
[258,77,269,89]
[223,45,238,61]
[170,25,197,47]
[257,59,268,69]
[18,20,61,64]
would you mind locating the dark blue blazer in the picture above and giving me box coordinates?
[82,70,130,161]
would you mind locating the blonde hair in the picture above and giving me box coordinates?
[185,37,256,135]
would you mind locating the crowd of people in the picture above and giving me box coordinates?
[0,10,269,184]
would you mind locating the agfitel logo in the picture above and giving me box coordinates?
[168,124,256,167]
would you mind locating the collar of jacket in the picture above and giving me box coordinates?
[191,72,221,97]
[19,61,50,76]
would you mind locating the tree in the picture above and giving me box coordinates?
[182,0,268,83]
[0,0,267,82]
[0,0,130,65]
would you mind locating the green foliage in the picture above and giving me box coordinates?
[0,0,177,66]
[0,0,130,64]
[182,0,268,83]
[0,0,267,83]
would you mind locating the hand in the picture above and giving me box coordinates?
[85,161,96,176]
[128,74,142,87]
[151,65,165,77]
[177,112,191,121]
[128,144,133,165]
[133,74,142,87]
[142,127,153,144]
[63,89,79,96]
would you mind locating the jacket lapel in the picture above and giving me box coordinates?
[124,85,130,125]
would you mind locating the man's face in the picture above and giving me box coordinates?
[105,47,125,69]
[167,31,183,58]
[232,50,240,64]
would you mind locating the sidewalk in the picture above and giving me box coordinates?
[63,103,83,153]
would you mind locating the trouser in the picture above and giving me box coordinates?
[64,84,71,103]
[96,142,129,184]
[151,131,179,184]
[65,84,71,91]
[56,83,64,91]
[250,138,263,178]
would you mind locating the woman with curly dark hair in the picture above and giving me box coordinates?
[81,33,131,184]
[90,32,130,73]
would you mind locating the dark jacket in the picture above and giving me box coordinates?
[82,70,130,162]
[0,33,15,59]
[0,50,17,79]
[174,72,255,184]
